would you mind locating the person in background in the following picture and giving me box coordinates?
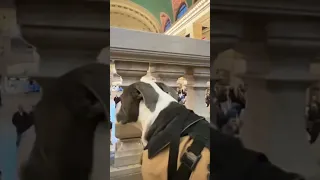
[110,116,112,144]
[12,105,33,147]
[205,92,210,107]
[307,98,320,144]
[177,89,187,104]
[114,95,121,108]
[221,108,240,136]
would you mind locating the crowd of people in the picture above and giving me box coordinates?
[212,82,246,137]
[212,80,320,144]
[26,80,41,93]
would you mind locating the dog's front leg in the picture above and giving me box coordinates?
[140,120,152,147]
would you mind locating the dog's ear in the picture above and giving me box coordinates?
[133,82,159,112]
[155,82,179,101]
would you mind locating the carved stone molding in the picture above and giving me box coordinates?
[165,0,209,36]
[111,27,210,67]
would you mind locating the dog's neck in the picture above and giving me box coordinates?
[137,80,177,146]
[145,102,186,142]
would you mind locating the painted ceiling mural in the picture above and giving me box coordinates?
[111,0,195,33]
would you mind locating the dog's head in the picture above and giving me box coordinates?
[116,81,178,125]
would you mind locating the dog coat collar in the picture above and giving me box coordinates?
[144,102,208,159]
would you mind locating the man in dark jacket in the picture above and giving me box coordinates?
[12,105,33,147]
[114,96,121,108]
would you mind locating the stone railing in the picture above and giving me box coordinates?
[111,27,210,117]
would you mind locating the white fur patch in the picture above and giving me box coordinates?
[115,101,121,115]
[138,79,177,146]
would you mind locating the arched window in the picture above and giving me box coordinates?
[164,19,171,32]
[176,3,188,20]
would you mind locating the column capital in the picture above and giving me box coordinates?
[114,61,149,86]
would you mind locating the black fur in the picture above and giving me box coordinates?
[20,63,110,180]
[116,82,160,124]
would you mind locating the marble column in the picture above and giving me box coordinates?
[189,67,210,117]
[184,67,196,110]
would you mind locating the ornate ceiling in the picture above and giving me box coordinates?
[110,0,161,33]
[110,0,197,33]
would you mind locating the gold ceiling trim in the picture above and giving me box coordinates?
[110,0,161,33]
[165,0,209,36]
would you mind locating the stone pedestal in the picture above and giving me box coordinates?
[111,122,143,180]
[114,138,143,167]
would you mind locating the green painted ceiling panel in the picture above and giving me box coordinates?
[131,0,194,23]
[131,0,173,23]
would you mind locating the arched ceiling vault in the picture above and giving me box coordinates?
[110,0,161,33]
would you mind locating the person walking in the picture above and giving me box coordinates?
[12,105,33,147]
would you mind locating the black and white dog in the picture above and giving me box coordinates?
[116,79,210,180]
[116,80,306,180]
[116,80,180,146]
